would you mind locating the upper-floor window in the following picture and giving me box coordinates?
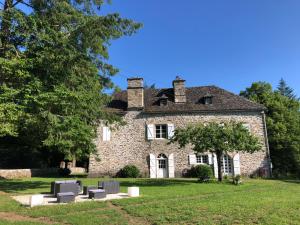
[196,154,209,164]
[155,124,167,139]
[203,93,213,105]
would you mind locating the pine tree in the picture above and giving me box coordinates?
[277,78,297,99]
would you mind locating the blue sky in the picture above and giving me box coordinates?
[100,0,300,96]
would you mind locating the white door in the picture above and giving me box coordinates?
[157,154,168,178]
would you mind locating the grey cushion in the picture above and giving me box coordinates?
[57,192,75,203]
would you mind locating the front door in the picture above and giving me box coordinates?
[157,154,168,178]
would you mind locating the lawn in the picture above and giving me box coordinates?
[0,177,299,225]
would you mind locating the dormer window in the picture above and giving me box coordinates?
[203,93,213,105]
[159,94,168,106]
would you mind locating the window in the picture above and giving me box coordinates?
[155,125,167,139]
[160,98,167,106]
[196,154,209,164]
[204,96,213,104]
[158,159,167,168]
[221,154,232,174]
[157,153,167,168]
[203,93,213,105]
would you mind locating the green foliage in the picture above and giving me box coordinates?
[240,81,300,176]
[189,164,213,182]
[232,175,242,185]
[117,165,140,178]
[277,78,297,100]
[171,121,261,181]
[0,0,141,165]
[58,167,71,176]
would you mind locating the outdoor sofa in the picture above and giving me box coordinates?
[98,181,120,194]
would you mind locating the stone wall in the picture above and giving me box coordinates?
[0,168,58,179]
[89,111,270,177]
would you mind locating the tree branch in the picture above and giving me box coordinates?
[12,0,33,8]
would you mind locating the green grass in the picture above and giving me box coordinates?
[0,177,299,225]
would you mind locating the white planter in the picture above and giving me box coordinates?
[30,194,44,207]
[128,187,139,197]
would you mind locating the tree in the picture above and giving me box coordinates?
[277,78,297,100]
[241,82,300,177]
[144,82,156,89]
[0,0,141,166]
[170,122,261,181]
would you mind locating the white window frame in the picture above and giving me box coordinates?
[195,154,209,164]
[155,124,168,139]
[221,154,233,175]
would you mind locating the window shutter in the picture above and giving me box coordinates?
[103,127,110,141]
[233,153,241,175]
[213,154,218,178]
[149,153,156,178]
[147,124,154,140]
[167,124,175,139]
[168,153,175,178]
[189,154,196,165]
[208,153,213,165]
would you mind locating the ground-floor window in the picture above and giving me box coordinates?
[196,154,209,164]
[221,154,233,174]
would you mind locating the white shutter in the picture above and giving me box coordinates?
[208,153,213,165]
[167,124,175,139]
[168,153,175,178]
[149,153,156,178]
[213,153,219,178]
[189,154,196,165]
[233,153,241,175]
[103,127,111,141]
[147,124,154,140]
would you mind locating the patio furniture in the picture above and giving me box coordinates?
[30,194,44,207]
[51,181,65,194]
[57,192,75,203]
[128,187,139,197]
[83,185,98,195]
[54,183,80,197]
[88,189,106,199]
[98,181,120,194]
[51,180,82,196]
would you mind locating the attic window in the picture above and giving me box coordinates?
[159,94,168,106]
[203,93,213,105]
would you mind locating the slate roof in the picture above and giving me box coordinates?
[107,86,265,114]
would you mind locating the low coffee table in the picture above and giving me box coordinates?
[83,186,98,195]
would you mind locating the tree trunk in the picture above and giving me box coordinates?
[72,156,76,168]
[0,0,13,57]
[216,150,223,182]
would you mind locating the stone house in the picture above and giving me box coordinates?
[89,77,271,178]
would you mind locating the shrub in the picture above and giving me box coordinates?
[189,165,213,182]
[232,175,242,185]
[117,165,140,178]
[58,168,71,176]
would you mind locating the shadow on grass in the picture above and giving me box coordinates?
[0,180,50,193]
[278,179,300,184]
[118,179,198,187]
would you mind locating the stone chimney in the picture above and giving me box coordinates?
[127,77,144,109]
[172,76,186,103]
